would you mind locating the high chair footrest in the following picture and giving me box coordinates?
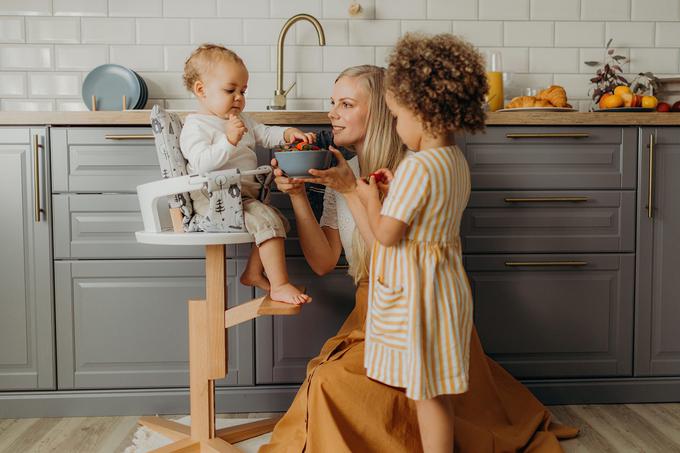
[225,293,302,329]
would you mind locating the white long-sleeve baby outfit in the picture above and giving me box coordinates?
[180,113,287,215]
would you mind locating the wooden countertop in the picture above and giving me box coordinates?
[2,110,680,126]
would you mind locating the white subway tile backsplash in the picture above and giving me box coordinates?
[0,73,26,96]
[247,72,296,98]
[109,0,162,17]
[27,17,80,43]
[482,47,529,72]
[555,22,605,47]
[632,0,680,21]
[29,72,81,97]
[270,0,322,19]
[53,0,107,16]
[530,0,579,20]
[0,17,25,43]
[504,73,554,98]
[56,45,108,70]
[137,19,190,45]
[110,45,164,71]
[164,0,216,18]
[504,21,553,47]
[427,0,476,20]
[630,48,680,73]
[82,18,135,44]
[138,72,191,97]
[287,98,324,110]
[401,20,452,35]
[243,19,286,45]
[217,0,269,18]
[273,46,324,73]
[144,99,164,109]
[375,46,393,65]
[553,73,594,99]
[453,21,503,47]
[2,99,54,111]
[656,22,680,48]
[299,72,338,98]
[349,20,400,45]
[479,0,529,20]
[606,22,655,47]
[0,45,51,70]
[55,99,87,111]
[190,19,243,45]
[580,48,630,73]
[243,98,270,111]
[163,46,194,71]
[0,0,51,16]
[322,46,374,72]
[231,46,270,72]
[530,47,579,73]
[296,20,348,45]
[581,0,630,21]
[323,0,375,19]
[376,0,426,20]
[165,98,195,110]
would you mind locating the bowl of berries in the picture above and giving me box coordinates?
[274,140,332,178]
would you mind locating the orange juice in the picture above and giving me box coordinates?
[486,71,504,111]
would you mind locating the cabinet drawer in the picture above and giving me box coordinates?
[54,260,254,389]
[464,253,634,379]
[463,127,636,189]
[51,127,159,193]
[52,194,227,259]
[461,190,635,253]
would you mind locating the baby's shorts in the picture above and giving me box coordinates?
[243,198,290,246]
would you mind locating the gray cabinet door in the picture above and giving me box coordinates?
[0,129,54,390]
[466,253,634,379]
[635,128,680,376]
[54,259,254,389]
[255,258,356,384]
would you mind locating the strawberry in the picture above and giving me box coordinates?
[365,171,387,184]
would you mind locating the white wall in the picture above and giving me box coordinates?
[0,0,678,112]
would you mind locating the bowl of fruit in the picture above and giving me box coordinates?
[274,140,332,178]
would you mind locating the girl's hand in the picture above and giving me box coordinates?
[226,114,248,146]
[271,158,306,196]
[306,146,357,193]
[284,128,316,144]
[367,168,393,197]
[355,175,380,206]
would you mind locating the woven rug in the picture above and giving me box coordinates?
[124,416,272,452]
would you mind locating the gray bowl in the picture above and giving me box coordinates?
[274,149,332,178]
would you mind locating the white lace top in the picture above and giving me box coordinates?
[319,156,360,266]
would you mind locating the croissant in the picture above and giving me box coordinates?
[537,85,568,107]
[506,96,538,108]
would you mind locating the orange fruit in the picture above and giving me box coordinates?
[599,93,612,109]
[602,94,624,109]
[614,85,631,96]
[641,96,658,109]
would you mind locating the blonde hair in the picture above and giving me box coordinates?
[335,65,407,283]
[183,43,244,92]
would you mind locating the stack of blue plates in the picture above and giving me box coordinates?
[82,64,149,111]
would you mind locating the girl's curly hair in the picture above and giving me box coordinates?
[386,33,488,136]
[183,43,244,92]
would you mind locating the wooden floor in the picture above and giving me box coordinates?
[1,405,679,453]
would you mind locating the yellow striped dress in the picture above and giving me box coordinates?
[364,145,474,401]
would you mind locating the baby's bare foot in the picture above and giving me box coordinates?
[270,283,311,305]
[240,272,271,292]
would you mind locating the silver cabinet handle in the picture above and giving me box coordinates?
[504,196,590,203]
[505,261,588,267]
[33,134,43,222]
[648,133,655,219]
[104,134,154,140]
[506,133,590,139]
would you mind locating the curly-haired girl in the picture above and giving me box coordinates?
[355,32,487,453]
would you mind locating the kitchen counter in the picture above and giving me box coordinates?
[2,110,680,126]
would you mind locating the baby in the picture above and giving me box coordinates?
[180,43,312,305]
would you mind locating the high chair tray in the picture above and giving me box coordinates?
[135,231,254,246]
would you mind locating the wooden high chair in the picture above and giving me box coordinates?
[135,166,300,452]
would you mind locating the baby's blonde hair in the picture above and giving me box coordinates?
[183,43,244,92]
[335,65,407,283]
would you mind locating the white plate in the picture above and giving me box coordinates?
[497,107,577,112]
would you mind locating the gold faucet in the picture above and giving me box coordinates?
[267,14,326,110]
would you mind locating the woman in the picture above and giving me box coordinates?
[259,65,577,453]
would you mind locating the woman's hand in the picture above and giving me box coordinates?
[306,146,357,194]
[355,175,381,207]
[271,158,306,197]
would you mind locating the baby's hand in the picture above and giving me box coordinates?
[285,128,316,145]
[355,175,380,206]
[226,114,248,146]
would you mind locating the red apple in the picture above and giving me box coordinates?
[672,101,680,112]
[657,102,672,112]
